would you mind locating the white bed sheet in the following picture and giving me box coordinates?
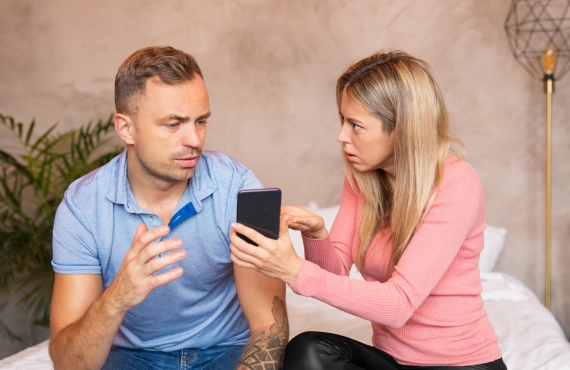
[1,272,569,369]
[481,272,570,369]
[0,340,49,370]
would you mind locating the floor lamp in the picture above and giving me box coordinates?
[504,0,570,310]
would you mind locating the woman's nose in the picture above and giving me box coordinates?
[337,123,350,144]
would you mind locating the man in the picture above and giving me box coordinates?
[49,46,288,370]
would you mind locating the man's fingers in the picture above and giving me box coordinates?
[144,249,186,276]
[130,225,170,256]
[139,225,171,246]
[130,224,170,254]
[151,267,184,288]
[133,223,147,241]
[128,223,149,253]
[125,223,150,257]
[138,238,183,264]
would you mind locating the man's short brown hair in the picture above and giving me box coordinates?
[114,46,203,117]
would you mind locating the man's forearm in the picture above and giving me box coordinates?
[237,296,289,370]
[49,291,126,370]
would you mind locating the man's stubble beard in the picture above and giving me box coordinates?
[134,145,201,184]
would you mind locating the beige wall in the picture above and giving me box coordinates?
[1,0,568,356]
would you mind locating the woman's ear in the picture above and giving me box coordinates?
[114,113,135,145]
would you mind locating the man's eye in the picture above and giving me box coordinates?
[196,120,208,126]
[166,123,179,128]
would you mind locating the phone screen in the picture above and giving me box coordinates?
[236,188,282,246]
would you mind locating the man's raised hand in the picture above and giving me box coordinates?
[105,223,186,313]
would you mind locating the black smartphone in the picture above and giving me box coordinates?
[236,188,282,246]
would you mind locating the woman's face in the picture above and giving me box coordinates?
[337,90,396,176]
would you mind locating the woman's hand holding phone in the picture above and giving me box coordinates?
[229,214,303,284]
[281,206,328,240]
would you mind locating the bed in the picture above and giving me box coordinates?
[1,204,569,369]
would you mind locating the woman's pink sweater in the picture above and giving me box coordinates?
[289,158,503,366]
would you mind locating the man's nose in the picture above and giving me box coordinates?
[181,123,203,148]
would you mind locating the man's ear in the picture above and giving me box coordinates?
[114,113,135,145]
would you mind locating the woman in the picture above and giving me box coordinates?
[229,51,507,369]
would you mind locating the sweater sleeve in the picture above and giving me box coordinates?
[289,167,484,329]
[300,177,360,275]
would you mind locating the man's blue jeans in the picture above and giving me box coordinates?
[101,344,246,370]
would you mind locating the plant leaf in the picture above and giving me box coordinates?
[24,118,36,145]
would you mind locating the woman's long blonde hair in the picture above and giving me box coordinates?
[336,51,462,276]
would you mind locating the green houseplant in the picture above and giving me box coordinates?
[0,113,122,341]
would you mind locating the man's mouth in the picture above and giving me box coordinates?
[175,156,200,168]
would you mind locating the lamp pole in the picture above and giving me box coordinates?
[542,46,556,310]
[505,0,570,310]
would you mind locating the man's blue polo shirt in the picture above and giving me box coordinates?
[52,150,262,351]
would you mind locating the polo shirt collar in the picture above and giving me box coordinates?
[105,150,130,208]
[185,152,217,213]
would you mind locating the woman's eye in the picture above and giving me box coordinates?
[352,123,362,131]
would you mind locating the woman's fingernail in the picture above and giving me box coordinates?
[230,223,237,229]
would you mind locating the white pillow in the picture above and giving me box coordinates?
[480,224,507,273]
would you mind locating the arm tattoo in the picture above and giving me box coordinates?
[237,296,289,370]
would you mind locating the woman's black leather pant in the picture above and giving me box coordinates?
[283,331,507,370]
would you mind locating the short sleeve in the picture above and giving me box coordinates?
[51,189,101,274]
[241,169,264,192]
[224,167,263,223]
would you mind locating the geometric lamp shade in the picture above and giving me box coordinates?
[505,0,570,80]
